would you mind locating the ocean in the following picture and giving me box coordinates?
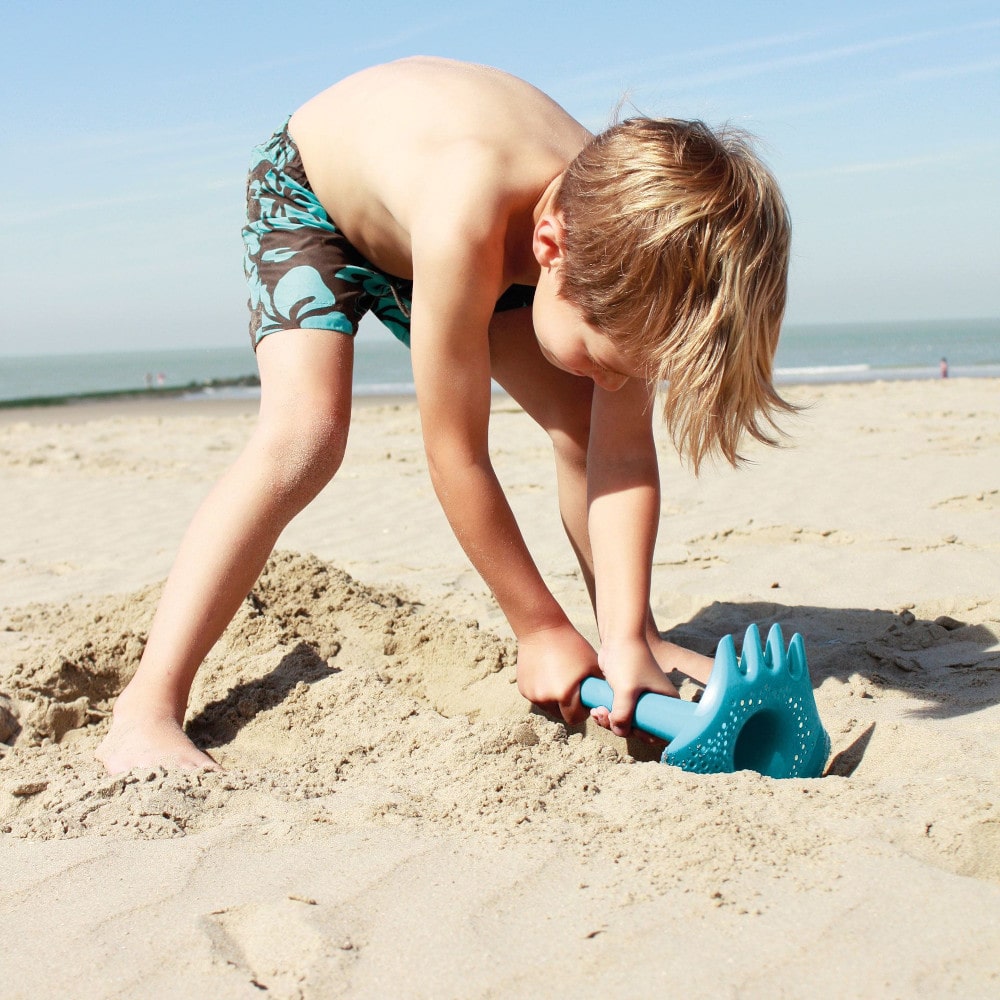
[773,317,1000,384]
[1,317,998,407]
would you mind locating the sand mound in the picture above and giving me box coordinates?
[2,582,158,744]
[0,551,519,748]
[2,551,999,899]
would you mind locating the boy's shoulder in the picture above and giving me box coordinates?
[297,58,588,184]
[292,59,589,281]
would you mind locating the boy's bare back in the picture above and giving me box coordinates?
[290,57,591,288]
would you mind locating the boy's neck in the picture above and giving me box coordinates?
[506,173,564,287]
[532,173,563,225]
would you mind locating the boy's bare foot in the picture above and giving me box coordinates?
[96,706,220,775]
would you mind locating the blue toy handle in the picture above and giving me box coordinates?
[579,626,830,778]
[579,676,694,744]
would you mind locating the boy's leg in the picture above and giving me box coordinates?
[96,329,355,773]
[488,309,712,687]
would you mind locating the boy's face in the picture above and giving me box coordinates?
[532,266,637,392]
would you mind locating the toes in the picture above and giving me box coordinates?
[589,706,611,729]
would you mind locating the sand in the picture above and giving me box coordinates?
[1,379,998,998]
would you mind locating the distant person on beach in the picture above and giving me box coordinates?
[97,58,792,773]
[940,357,948,378]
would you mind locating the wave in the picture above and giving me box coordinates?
[775,364,871,378]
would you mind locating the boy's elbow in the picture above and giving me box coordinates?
[423,430,486,477]
[422,436,492,503]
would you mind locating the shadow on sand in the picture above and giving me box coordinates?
[664,600,999,722]
[186,642,337,750]
[181,602,997,772]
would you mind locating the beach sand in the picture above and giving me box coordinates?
[1,379,998,998]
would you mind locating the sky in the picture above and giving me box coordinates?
[1,0,998,355]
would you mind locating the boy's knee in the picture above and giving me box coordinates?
[255,413,349,502]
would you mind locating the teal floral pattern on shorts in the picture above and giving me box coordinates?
[242,120,414,347]
[241,119,534,352]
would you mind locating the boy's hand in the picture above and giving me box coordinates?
[515,623,600,726]
[592,636,680,737]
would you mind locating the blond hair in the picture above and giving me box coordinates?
[555,117,793,471]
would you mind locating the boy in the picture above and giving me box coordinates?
[97,57,791,773]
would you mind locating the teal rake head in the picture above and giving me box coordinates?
[580,624,830,779]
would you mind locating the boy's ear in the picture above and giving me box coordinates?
[532,212,566,269]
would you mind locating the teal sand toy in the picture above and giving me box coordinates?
[580,623,830,779]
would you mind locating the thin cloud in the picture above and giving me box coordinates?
[897,57,1000,83]
[548,26,828,93]
[26,122,251,160]
[5,178,240,227]
[653,17,1000,93]
[785,150,970,180]
[556,15,1000,104]
[353,10,479,54]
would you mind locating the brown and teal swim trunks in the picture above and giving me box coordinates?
[242,120,535,350]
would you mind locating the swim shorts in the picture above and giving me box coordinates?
[242,120,535,350]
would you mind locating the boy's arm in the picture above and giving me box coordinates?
[587,379,679,734]
[407,206,595,722]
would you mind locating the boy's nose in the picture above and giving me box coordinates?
[592,369,628,392]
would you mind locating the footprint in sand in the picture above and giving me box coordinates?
[202,897,361,996]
